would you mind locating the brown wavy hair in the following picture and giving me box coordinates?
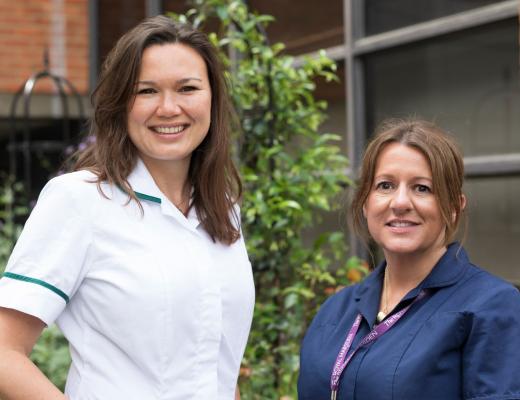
[351,118,466,247]
[74,15,242,244]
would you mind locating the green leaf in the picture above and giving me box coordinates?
[279,200,302,210]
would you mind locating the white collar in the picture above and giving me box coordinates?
[126,158,201,231]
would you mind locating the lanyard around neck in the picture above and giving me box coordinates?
[329,290,429,400]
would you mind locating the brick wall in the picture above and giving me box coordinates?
[0,0,89,95]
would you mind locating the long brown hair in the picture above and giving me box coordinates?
[74,15,242,244]
[351,118,466,247]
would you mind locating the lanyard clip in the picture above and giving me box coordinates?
[331,389,337,400]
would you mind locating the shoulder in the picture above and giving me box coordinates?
[438,245,520,311]
[42,170,97,194]
[40,170,114,204]
[31,170,119,224]
[463,263,520,309]
[311,283,360,326]
[448,261,520,327]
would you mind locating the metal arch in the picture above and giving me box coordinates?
[8,62,85,198]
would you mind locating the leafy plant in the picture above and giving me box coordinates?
[0,175,27,271]
[171,2,367,398]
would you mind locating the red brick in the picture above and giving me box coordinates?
[0,0,89,93]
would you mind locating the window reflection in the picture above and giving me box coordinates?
[365,19,520,156]
[365,0,502,35]
[464,176,520,285]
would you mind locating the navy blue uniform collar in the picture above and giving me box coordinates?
[354,243,470,324]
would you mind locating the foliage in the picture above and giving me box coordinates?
[0,174,71,390]
[172,2,368,398]
[0,175,27,271]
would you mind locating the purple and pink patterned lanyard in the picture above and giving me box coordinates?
[330,290,429,400]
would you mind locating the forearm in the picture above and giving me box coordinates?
[0,349,66,400]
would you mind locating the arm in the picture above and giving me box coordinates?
[462,286,520,398]
[0,307,66,400]
[235,385,241,400]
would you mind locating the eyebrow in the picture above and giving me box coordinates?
[374,174,432,181]
[136,77,203,85]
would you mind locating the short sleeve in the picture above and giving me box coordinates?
[0,174,93,326]
[462,285,520,400]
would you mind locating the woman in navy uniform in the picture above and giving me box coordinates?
[298,119,520,400]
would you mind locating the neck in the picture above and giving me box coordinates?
[140,157,191,214]
[384,245,446,292]
[378,245,446,319]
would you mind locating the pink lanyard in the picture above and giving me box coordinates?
[330,290,429,400]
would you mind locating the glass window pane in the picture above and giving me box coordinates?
[463,176,520,285]
[162,1,190,14]
[365,0,503,35]
[163,0,344,55]
[249,0,343,54]
[98,0,146,68]
[365,19,520,157]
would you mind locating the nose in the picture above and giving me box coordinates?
[390,185,412,213]
[156,93,181,117]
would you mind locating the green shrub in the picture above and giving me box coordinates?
[0,175,26,271]
[171,2,367,398]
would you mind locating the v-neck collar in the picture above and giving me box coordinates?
[125,158,201,231]
[354,243,469,325]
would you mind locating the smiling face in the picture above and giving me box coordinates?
[363,143,447,261]
[127,43,212,174]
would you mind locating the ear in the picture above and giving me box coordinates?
[451,194,466,222]
[460,194,466,212]
[362,203,367,218]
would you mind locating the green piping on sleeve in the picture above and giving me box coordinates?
[2,272,69,303]
[134,191,162,204]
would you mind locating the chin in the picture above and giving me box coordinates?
[380,238,425,256]
[384,246,420,256]
[382,239,446,259]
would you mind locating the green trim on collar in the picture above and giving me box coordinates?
[2,272,69,303]
[134,191,162,204]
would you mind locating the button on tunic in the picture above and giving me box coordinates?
[298,243,520,400]
[0,160,255,400]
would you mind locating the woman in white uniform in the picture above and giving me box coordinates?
[0,16,254,400]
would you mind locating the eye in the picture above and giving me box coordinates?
[415,184,432,193]
[375,181,393,191]
[179,85,199,93]
[136,87,156,95]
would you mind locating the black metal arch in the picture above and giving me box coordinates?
[8,53,85,198]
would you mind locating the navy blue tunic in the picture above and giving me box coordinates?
[298,243,520,400]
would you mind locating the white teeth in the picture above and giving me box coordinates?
[389,221,414,227]
[154,125,185,134]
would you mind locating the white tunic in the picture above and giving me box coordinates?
[0,159,255,400]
